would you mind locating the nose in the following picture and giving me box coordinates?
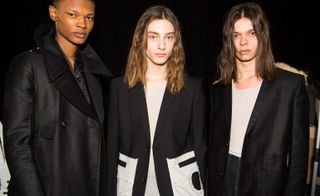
[158,39,166,50]
[240,36,248,46]
[77,17,87,29]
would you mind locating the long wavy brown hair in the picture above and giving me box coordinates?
[124,5,185,95]
[217,2,276,84]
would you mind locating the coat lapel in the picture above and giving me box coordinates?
[132,83,151,143]
[52,71,96,119]
[40,35,97,120]
[85,72,102,122]
[245,80,272,135]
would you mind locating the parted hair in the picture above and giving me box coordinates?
[217,2,276,84]
[124,5,185,95]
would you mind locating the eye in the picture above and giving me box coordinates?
[86,16,95,21]
[67,12,77,17]
[167,35,175,40]
[249,31,256,36]
[148,35,158,40]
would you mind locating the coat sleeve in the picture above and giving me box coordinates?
[3,52,44,196]
[191,79,207,189]
[106,79,120,196]
[284,76,309,196]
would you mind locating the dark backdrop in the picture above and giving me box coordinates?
[1,0,318,120]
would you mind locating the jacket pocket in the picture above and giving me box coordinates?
[117,153,138,196]
[166,151,204,196]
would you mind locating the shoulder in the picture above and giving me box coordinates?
[210,79,228,92]
[110,76,125,86]
[275,68,306,86]
[184,75,203,89]
[10,48,41,66]
[7,48,42,78]
[109,76,130,93]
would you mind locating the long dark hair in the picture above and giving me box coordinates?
[217,2,275,84]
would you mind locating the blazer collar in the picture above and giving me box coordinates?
[131,82,174,144]
[224,80,272,136]
[154,88,174,140]
[224,84,232,135]
[131,83,151,143]
[246,80,272,134]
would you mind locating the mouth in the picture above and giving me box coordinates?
[239,50,250,55]
[155,53,166,58]
[74,32,87,38]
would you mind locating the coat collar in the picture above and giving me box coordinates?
[34,24,112,83]
[34,24,112,122]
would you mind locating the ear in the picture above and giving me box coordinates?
[49,5,58,22]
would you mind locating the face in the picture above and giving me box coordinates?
[233,17,258,63]
[145,19,176,67]
[49,0,95,47]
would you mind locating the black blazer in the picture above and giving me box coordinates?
[207,68,309,196]
[106,76,207,196]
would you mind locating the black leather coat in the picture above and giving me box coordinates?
[3,24,111,196]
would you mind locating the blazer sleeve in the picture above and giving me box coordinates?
[106,79,120,196]
[191,79,207,188]
[3,52,44,196]
[284,76,309,196]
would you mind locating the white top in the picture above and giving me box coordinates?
[229,81,261,157]
[144,82,166,196]
[1,121,11,194]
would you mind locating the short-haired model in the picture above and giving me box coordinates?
[3,0,111,195]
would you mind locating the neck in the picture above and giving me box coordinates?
[146,64,167,82]
[236,60,256,80]
[55,37,78,69]
[235,60,262,89]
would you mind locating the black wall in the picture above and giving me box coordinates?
[1,0,318,120]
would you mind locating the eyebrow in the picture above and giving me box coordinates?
[147,31,175,35]
[233,28,254,34]
[67,9,95,16]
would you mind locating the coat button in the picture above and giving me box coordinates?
[219,172,224,176]
[61,121,67,128]
[142,178,146,183]
[145,146,150,152]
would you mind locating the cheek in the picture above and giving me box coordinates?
[233,41,241,52]
[166,42,175,52]
[87,22,95,31]
[147,42,158,52]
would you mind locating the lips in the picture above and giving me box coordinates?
[155,53,166,57]
[239,50,250,55]
[74,32,87,38]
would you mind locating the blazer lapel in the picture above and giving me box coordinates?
[132,83,151,143]
[246,80,272,135]
[154,88,174,139]
[224,84,232,137]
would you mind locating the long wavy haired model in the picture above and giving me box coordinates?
[124,5,185,95]
[217,2,276,84]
